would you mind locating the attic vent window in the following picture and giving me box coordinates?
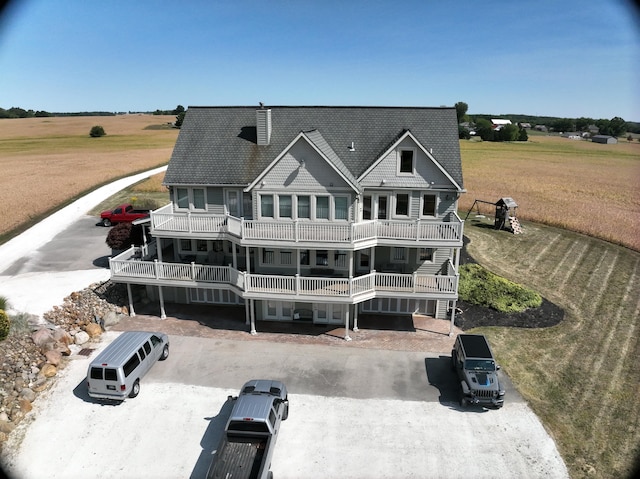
[348,141,355,151]
[398,149,415,175]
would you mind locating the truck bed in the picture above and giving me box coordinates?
[208,435,268,479]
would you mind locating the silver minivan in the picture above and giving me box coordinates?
[87,331,169,401]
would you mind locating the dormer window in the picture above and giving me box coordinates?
[398,148,415,175]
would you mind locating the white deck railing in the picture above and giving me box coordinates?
[150,204,463,245]
[109,247,458,299]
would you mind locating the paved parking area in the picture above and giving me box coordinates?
[3,330,569,479]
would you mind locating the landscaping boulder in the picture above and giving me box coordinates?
[44,349,62,366]
[74,331,90,345]
[102,310,121,328]
[85,322,102,338]
[31,328,55,348]
[40,364,57,378]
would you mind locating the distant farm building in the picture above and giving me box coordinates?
[592,135,618,144]
[491,119,512,130]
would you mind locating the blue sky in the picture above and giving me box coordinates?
[0,0,638,120]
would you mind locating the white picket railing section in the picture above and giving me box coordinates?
[110,247,458,299]
[150,204,462,244]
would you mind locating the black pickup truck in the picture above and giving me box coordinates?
[206,379,289,479]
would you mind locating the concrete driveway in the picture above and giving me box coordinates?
[2,332,569,479]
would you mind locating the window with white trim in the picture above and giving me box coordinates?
[422,194,437,217]
[316,196,329,219]
[262,249,275,265]
[316,250,329,266]
[176,188,189,209]
[418,248,434,262]
[395,193,409,217]
[279,195,292,218]
[392,247,407,263]
[398,149,415,175]
[334,251,347,268]
[281,251,292,265]
[334,196,348,220]
[363,196,372,220]
[180,239,193,252]
[260,195,274,218]
[298,196,310,219]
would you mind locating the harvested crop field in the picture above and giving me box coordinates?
[459,135,640,251]
[0,115,178,239]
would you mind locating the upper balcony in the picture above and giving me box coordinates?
[150,204,464,249]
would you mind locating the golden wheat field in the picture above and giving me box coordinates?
[458,135,640,251]
[0,115,178,238]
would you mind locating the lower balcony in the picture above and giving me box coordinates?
[109,246,459,303]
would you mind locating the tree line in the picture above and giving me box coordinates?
[455,101,637,140]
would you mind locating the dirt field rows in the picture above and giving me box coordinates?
[464,215,639,478]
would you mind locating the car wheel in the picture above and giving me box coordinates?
[129,380,140,398]
[160,344,169,361]
[102,218,111,227]
[282,400,289,421]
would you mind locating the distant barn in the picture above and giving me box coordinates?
[592,135,618,144]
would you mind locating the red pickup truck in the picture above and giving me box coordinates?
[100,203,150,227]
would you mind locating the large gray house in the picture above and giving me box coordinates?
[109,105,466,338]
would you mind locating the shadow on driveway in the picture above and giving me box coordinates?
[190,396,235,479]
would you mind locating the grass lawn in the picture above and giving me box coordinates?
[464,214,639,479]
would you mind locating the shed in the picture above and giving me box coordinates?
[592,135,618,144]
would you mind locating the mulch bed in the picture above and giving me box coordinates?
[456,236,565,330]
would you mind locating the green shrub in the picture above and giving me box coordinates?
[0,309,10,341]
[0,295,9,311]
[459,263,542,313]
[89,125,106,137]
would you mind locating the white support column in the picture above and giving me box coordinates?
[126,283,136,317]
[250,299,257,335]
[449,299,457,336]
[158,286,166,319]
[353,306,359,331]
[344,307,352,341]
[245,246,251,273]
[157,238,164,262]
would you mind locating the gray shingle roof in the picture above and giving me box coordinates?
[164,106,463,189]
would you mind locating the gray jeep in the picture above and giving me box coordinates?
[451,334,505,408]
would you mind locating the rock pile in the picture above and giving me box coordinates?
[0,281,129,453]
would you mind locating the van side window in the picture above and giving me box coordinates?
[123,355,141,377]
[150,335,162,347]
[105,368,117,381]
[90,367,103,380]
[143,341,151,355]
[138,347,146,360]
